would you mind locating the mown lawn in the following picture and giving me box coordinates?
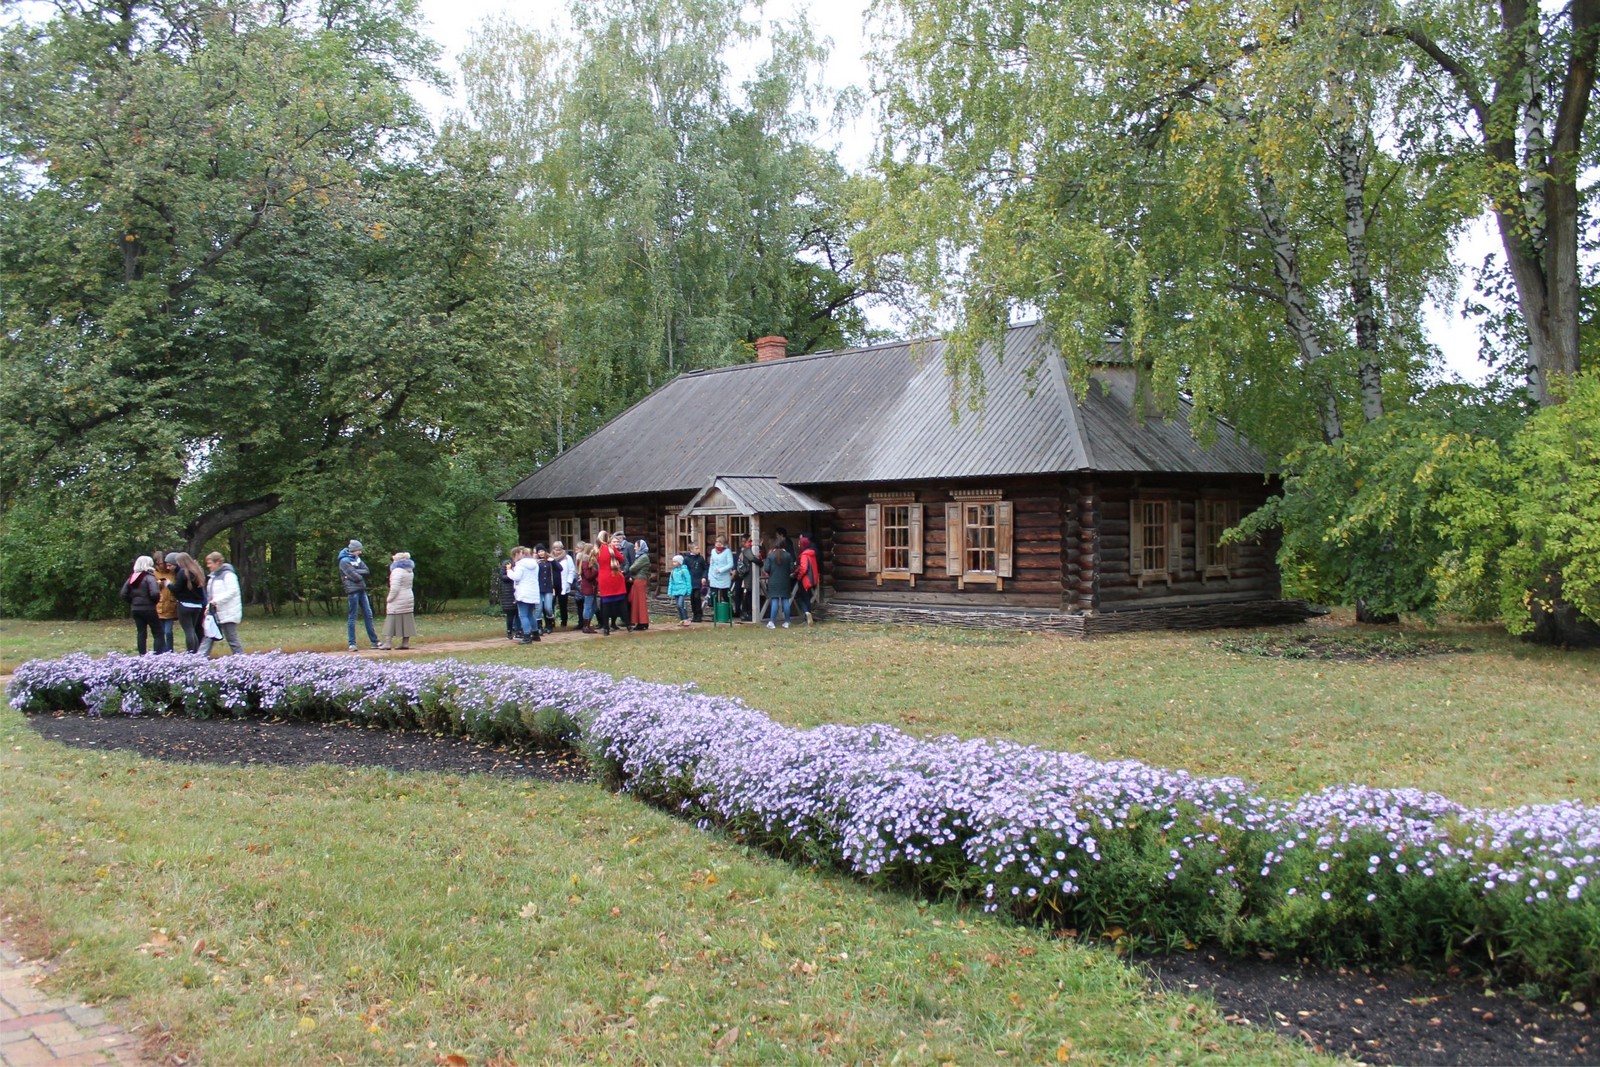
[0,713,1302,1065]
[3,612,1596,1063]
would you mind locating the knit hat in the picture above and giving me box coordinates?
[347,539,363,552]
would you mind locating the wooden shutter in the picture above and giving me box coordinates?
[547,518,559,550]
[663,510,679,570]
[864,504,882,574]
[1130,498,1146,582]
[590,515,604,543]
[908,503,924,574]
[995,500,1014,578]
[1168,501,1182,578]
[945,502,962,580]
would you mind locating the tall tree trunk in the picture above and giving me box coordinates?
[1253,167,1344,442]
[1337,124,1384,424]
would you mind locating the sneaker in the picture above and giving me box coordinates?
[375,643,392,650]
[348,644,358,652]
[782,622,790,629]
[766,621,776,629]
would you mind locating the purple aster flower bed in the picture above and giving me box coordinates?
[8,652,1599,994]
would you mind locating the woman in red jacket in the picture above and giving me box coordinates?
[596,532,628,635]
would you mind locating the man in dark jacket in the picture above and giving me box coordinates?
[338,539,383,651]
[682,541,708,622]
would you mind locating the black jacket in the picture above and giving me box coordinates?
[499,567,517,613]
[120,573,160,614]
[169,567,205,607]
[683,550,708,587]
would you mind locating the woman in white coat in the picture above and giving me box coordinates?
[382,551,416,649]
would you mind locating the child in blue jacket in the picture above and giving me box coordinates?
[667,554,692,626]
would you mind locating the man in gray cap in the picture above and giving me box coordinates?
[338,539,384,651]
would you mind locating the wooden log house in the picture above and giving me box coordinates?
[498,323,1309,634]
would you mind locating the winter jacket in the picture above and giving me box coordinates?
[387,559,415,614]
[579,559,599,598]
[169,567,206,609]
[736,544,762,580]
[509,556,544,604]
[707,547,734,590]
[536,558,558,598]
[597,543,627,598]
[153,564,179,620]
[556,553,578,594]
[121,572,160,614]
[667,564,692,597]
[498,566,517,613]
[338,549,371,594]
[627,550,652,582]
[763,547,793,598]
[682,550,708,590]
[206,564,243,624]
[796,546,820,591]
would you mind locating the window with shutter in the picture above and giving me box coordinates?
[948,491,1006,588]
[553,517,579,551]
[869,495,922,585]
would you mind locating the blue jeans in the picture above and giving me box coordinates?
[517,601,541,639]
[674,594,689,620]
[157,618,175,653]
[347,592,379,646]
[539,593,555,630]
[580,594,597,624]
[768,596,790,626]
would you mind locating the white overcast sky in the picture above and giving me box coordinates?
[414,0,1492,382]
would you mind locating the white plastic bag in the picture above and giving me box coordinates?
[203,613,223,641]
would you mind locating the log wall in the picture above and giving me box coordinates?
[828,478,1066,610]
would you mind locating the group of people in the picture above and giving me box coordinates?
[499,533,652,641]
[339,539,416,651]
[122,537,416,657]
[498,525,822,639]
[120,550,243,656]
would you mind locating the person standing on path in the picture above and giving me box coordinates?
[763,537,793,629]
[339,539,382,651]
[682,540,708,623]
[196,551,245,656]
[794,534,820,625]
[707,535,734,619]
[383,551,415,649]
[552,541,577,629]
[596,532,628,635]
[508,545,545,644]
[626,538,652,631]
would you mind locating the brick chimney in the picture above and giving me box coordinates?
[755,335,788,363]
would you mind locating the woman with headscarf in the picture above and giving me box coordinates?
[166,551,207,652]
[382,550,416,649]
[626,538,652,631]
[120,555,162,654]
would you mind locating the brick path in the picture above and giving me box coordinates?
[0,922,145,1067]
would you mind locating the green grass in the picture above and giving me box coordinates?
[0,715,1304,1065]
[460,613,1600,805]
[0,599,505,671]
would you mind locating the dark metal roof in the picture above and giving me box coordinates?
[500,321,1264,502]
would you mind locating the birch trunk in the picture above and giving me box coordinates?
[1253,168,1344,441]
[1337,124,1384,424]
